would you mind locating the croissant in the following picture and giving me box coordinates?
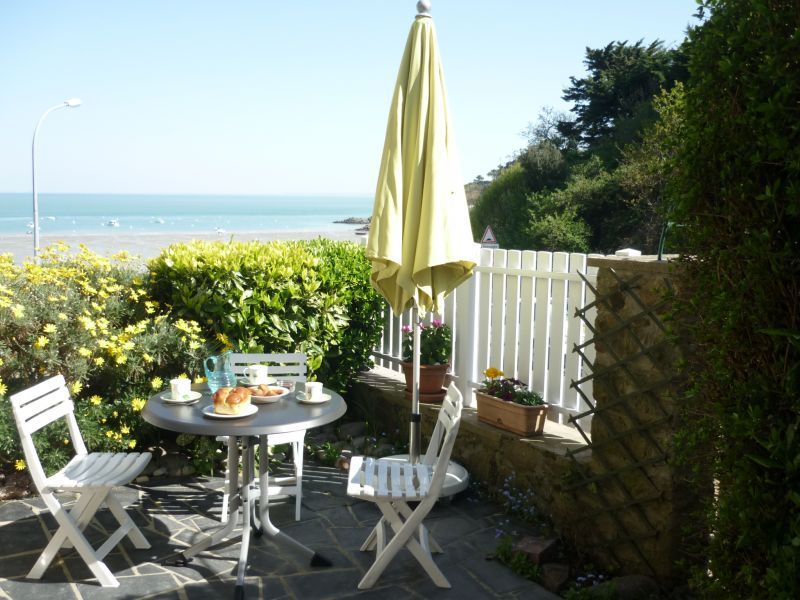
[213,386,252,415]
[251,384,283,397]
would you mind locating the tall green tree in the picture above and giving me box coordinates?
[558,40,687,165]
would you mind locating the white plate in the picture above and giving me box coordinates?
[238,376,276,386]
[160,391,202,404]
[202,403,258,419]
[248,385,289,404]
[297,392,331,405]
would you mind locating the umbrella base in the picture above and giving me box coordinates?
[380,454,470,498]
[404,388,446,403]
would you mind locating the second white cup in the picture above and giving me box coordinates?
[244,364,269,384]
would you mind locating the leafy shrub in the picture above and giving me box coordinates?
[147,239,383,392]
[671,1,800,597]
[0,245,210,473]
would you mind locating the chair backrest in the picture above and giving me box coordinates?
[9,375,86,491]
[423,383,463,497]
[228,352,307,382]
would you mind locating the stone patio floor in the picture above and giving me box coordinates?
[0,461,559,600]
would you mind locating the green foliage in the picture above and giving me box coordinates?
[481,369,544,407]
[671,1,800,596]
[494,535,542,582]
[0,245,210,473]
[471,163,535,249]
[147,239,383,392]
[617,83,686,253]
[304,238,385,391]
[558,40,688,165]
[401,320,452,365]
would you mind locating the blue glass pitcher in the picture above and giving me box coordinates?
[204,350,237,394]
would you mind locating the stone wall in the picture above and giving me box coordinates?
[349,256,698,584]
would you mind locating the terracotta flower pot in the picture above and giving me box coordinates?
[400,362,449,403]
[475,390,549,436]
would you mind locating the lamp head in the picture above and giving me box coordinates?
[65,98,82,108]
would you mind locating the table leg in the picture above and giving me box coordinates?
[257,435,331,567]
[165,437,241,566]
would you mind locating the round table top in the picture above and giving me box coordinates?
[143,386,347,437]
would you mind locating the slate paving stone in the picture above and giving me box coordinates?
[0,473,558,600]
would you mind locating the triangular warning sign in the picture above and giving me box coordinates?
[481,225,497,245]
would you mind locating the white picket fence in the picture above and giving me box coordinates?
[372,247,600,429]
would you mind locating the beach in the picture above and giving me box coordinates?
[1,229,366,265]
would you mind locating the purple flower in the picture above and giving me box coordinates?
[431,319,442,327]
[401,325,412,333]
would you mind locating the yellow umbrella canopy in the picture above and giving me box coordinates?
[366,7,476,317]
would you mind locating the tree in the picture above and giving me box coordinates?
[616,83,686,253]
[557,40,688,165]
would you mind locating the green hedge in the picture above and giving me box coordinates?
[146,239,384,392]
[672,1,800,597]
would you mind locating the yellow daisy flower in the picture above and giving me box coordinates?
[34,336,49,349]
[484,367,503,379]
[151,376,163,390]
[94,357,105,366]
[89,395,102,406]
[70,381,83,395]
[15,459,26,471]
[131,398,146,411]
[57,312,68,321]
[128,440,137,449]
[78,347,92,357]
[43,323,57,334]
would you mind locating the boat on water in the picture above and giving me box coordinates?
[152,217,165,224]
[104,219,120,227]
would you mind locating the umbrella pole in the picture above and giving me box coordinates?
[410,306,421,464]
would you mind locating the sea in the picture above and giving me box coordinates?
[0,193,373,237]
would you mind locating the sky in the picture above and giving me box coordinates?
[0,1,698,196]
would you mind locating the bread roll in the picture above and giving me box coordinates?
[250,384,283,397]
[213,386,252,415]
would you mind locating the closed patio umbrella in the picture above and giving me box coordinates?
[367,0,476,462]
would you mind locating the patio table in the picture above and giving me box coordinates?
[142,384,346,599]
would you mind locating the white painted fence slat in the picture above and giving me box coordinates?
[565,253,588,418]
[489,249,507,371]
[517,251,536,387]
[502,250,521,379]
[546,252,569,409]
[532,251,552,399]
[476,248,492,378]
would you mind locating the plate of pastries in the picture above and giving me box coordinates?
[247,384,290,404]
[203,386,258,418]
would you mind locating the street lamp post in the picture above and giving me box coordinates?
[31,98,81,263]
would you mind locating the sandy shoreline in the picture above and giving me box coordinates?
[0,229,366,264]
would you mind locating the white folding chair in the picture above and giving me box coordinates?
[219,352,307,522]
[10,375,151,588]
[347,383,463,589]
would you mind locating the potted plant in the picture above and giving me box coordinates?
[475,368,548,436]
[400,320,452,402]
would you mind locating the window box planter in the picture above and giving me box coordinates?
[475,390,549,436]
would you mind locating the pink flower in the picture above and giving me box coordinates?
[432,319,442,327]
[401,325,412,333]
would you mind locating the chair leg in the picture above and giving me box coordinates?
[396,502,442,554]
[105,492,150,549]
[30,492,119,587]
[359,500,450,590]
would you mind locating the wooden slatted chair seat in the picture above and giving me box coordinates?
[10,375,151,588]
[347,383,463,589]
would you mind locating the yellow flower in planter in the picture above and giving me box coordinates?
[484,367,503,380]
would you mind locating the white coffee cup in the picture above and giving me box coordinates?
[170,378,191,400]
[305,381,323,400]
[243,364,270,384]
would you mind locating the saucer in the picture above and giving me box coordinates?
[202,404,258,419]
[248,385,289,404]
[297,392,331,405]
[238,376,276,386]
[160,391,202,404]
